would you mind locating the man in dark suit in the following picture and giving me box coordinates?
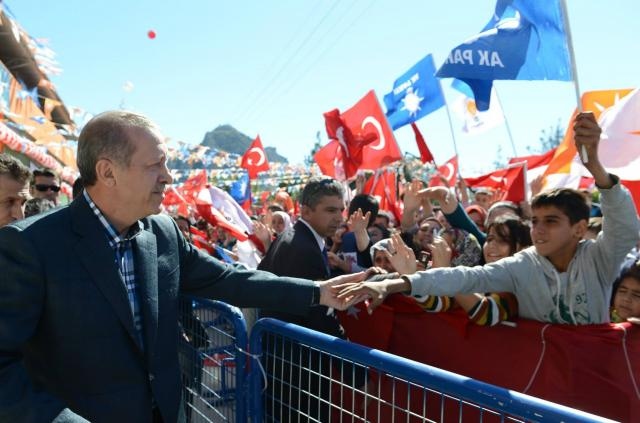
[0,111,364,423]
[259,177,363,422]
[259,177,345,334]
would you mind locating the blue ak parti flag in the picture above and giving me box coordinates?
[437,0,572,111]
[230,172,251,205]
[383,53,445,130]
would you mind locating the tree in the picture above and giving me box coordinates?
[492,145,507,169]
[304,130,323,167]
[527,119,564,154]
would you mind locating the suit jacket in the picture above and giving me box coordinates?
[0,197,318,423]
[258,220,344,339]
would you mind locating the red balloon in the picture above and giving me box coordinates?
[147,30,156,39]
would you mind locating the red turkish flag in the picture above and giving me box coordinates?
[322,90,402,179]
[241,135,270,178]
[428,155,458,187]
[313,139,347,180]
[179,169,208,203]
[323,110,369,179]
[410,123,435,165]
[621,180,640,214]
[189,226,215,254]
[162,186,191,217]
[464,162,527,203]
[364,170,402,224]
[163,170,207,216]
[508,148,555,169]
[341,90,402,170]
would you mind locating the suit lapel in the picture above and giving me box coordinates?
[295,221,329,278]
[71,198,140,350]
[133,230,159,364]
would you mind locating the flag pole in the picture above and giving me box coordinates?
[437,78,461,175]
[493,87,518,157]
[560,0,588,163]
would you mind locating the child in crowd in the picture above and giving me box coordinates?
[611,261,640,323]
[339,113,640,325]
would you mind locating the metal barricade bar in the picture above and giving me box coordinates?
[178,296,249,422]
[249,318,611,423]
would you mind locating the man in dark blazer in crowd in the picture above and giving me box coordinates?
[259,177,363,422]
[0,111,365,423]
[259,176,345,334]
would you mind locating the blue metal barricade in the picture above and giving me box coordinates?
[178,296,249,422]
[248,318,612,423]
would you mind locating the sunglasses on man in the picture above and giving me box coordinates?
[35,184,61,193]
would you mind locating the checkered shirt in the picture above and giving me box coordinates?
[83,190,145,349]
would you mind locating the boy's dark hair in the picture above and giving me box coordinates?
[612,260,640,306]
[531,188,590,224]
[348,194,379,227]
[620,260,640,282]
[299,177,344,209]
[486,216,532,255]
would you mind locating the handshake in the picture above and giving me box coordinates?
[317,268,412,314]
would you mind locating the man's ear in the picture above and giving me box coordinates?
[573,219,589,239]
[95,158,116,187]
[300,204,311,220]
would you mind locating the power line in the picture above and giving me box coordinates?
[231,0,344,123]
[250,0,378,123]
[227,2,325,120]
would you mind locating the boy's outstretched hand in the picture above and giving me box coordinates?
[336,277,412,314]
[317,272,371,310]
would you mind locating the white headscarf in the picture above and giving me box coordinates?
[272,211,292,234]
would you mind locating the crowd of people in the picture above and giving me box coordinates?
[0,110,639,422]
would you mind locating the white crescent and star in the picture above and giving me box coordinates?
[440,163,455,181]
[335,126,350,158]
[247,147,265,166]
[362,116,385,151]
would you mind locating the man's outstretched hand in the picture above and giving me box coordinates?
[317,272,370,310]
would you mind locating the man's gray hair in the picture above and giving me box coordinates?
[77,111,159,186]
[299,177,344,209]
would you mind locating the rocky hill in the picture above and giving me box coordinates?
[201,124,288,163]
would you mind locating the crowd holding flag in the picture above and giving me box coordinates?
[436,0,573,111]
[153,0,640,221]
